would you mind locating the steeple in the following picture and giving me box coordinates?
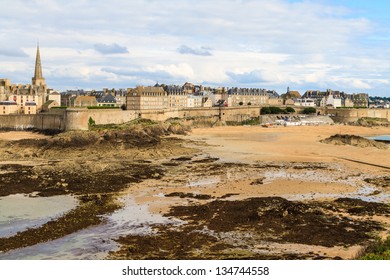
[32,43,45,87]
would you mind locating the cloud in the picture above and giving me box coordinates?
[102,63,195,84]
[94,43,129,54]
[227,70,269,84]
[102,67,174,81]
[1,0,389,96]
[0,47,28,57]
[177,45,212,56]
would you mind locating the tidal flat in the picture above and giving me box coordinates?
[0,123,389,259]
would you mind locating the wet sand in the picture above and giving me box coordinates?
[116,124,390,259]
[0,125,389,260]
[187,125,390,170]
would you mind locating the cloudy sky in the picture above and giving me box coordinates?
[1,0,390,96]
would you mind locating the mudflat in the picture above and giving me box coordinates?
[0,123,389,259]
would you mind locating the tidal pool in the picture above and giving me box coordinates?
[0,193,78,238]
[0,195,180,259]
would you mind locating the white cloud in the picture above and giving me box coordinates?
[0,0,389,96]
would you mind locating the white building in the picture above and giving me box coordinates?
[326,94,342,108]
[295,98,316,107]
[187,95,203,108]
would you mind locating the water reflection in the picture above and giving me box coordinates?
[0,195,180,259]
[0,194,78,238]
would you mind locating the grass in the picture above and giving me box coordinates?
[50,106,68,109]
[359,236,390,260]
[87,106,120,109]
[226,118,260,126]
[89,118,158,131]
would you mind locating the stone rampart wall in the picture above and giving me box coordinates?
[64,108,138,130]
[0,114,64,131]
[326,108,390,123]
[4,107,387,132]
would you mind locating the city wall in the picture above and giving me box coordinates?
[1,107,389,132]
[0,114,64,131]
[64,108,138,130]
[0,106,261,131]
[141,106,261,123]
[325,108,390,123]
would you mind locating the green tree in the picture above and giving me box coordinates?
[285,107,295,113]
[302,107,317,114]
[260,107,271,114]
[88,117,96,127]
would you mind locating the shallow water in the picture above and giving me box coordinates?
[0,194,78,238]
[187,177,220,187]
[369,135,390,142]
[0,195,181,260]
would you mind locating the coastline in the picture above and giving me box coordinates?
[0,124,389,259]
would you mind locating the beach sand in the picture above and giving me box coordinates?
[120,124,390,260]
[1,125,389,260]
[187,124,390,171]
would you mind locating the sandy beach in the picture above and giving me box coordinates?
[0,124,389,260]
[187,124,390,171]
[117,124,390,259]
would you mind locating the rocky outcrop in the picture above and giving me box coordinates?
[321,134,388,149]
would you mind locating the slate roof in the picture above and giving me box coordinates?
[98,93,116,103]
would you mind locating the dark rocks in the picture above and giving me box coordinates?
[364,176,390,188]
[165,192,213,200]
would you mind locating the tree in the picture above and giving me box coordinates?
[285,107,295,113]
[261,106,285,114]
[260,107,271,114]
[88,117,96,127]
[302,107,316,114]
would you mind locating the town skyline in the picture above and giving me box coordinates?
[1,0,390,97]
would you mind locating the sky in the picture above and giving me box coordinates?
[1,0,390,97]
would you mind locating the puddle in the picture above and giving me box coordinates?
[368,135,390,142]
[0,194,78,238]
[281,185,390,203]
[187,177,220,187]
[0,195,181,259]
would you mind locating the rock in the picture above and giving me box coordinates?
[321,134,388,149]
[251,177,265,185]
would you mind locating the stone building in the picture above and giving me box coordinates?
[24,101,37,114]
[47,90,61,106]
[164,85,187,109]
[127,86,168,110]
[0,101,18,115]
[71,96,98,107]
[227,87,269,107]
[97,92,118,107]
[0,45,48,113]
[351,93,369,108]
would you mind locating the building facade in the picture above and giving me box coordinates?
[0,45,48,114]
[227,87,269,107]
[0,101,18,115]
[127,86,168,110]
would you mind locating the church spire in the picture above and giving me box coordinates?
[32,43,45,86]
